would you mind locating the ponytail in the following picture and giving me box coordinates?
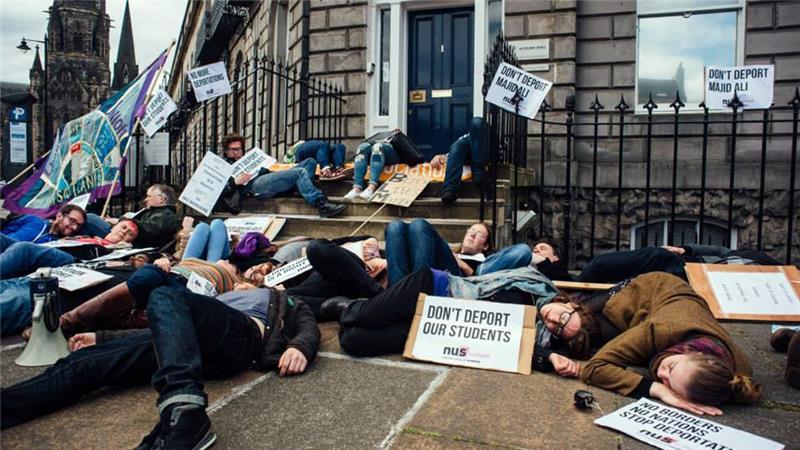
[730,374,762,404]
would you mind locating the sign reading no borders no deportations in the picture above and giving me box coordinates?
[403,295,537,374]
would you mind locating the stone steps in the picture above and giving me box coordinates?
[237,196,505,220]
[317,179,509,199]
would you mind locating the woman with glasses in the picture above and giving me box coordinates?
[385,219,532,286]
[581,272,761,415]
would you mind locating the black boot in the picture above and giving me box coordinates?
[133,421,164,450]
[318,296,364,322]
[317,199,347,218]
[160,403,216,450]
[440,189,457,204]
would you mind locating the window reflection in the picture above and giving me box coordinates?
[637,11,737,107]
[379,9,390,116]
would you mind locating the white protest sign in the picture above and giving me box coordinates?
[705,65,774,110]
[141,89,178,137]
[369,173,429,207]
[142,132,170,166]
[231,147,277,178]
[179,152,234,216]
[9,121,27,164]
[265,257,312,288]
[122,208,146,219]
[223,216,273,238]
[68,193,91,210]
[88,247,155,262]
[40,266,114,292]
[457,253,486,263]
[41,240,90,249]
[595,398,784,450]
[403,295,536,374]
[187,272,217,297]
[188,62,232,102]
[705,271,800,316]
[486,62,552,119]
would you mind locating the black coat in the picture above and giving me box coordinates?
[255,291,321,370]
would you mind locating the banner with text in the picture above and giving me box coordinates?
[485,62,552,119]
[403,295,536,374]
[595,398,783,450]
[188,62,232,102]
[368,173,429,207]
[685,264,800,322]
[179,152,234,216]
[265,257,312,288]
[141,89,177,137]
[705,65,774,110]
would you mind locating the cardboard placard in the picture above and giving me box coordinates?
[554,280,615,291]
[68,193,92,210]
[188,62,232,102]
[231,147,277,178]
[685,263,800,322]
[368,173,429,207]
[266,162,472,183]
[264,217,286,241]
[223,216,273,238]
[403,294,536,374]
[38,266,114,292]
[265,257,312,288]
[485,62,552,119]
[595,398,784,450]
[141,89,178,137]
[705,65,774,110]
[88,247,155,262]
[179,152,234,216]
[187,272,217,297]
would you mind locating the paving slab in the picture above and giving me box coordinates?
[407,367,628,449]
[390,432,495,449]
[209,355,441,449]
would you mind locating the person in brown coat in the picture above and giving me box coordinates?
[580,272,761,415]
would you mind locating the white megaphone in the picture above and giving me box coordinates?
[15,268,70,367]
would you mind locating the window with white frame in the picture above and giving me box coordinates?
[636,0,744,112]
[631,217,736,249]
[378,8,391,117]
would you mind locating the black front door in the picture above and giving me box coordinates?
[407,8,474,161]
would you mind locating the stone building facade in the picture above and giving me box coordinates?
[166,0,800,264]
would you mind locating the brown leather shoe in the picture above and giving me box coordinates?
[787,332,800,389]
[59,282,137,333]
[770,328,797,352]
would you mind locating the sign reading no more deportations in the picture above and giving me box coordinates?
[188,62,232,102]
[404,295,537,374]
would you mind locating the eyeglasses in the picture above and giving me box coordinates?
[553,309,577,338]
[64,214,84,227]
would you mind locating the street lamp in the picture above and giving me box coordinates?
[17,35,49,151]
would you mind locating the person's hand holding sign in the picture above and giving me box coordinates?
[234,173,254,186]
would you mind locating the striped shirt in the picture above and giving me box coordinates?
[172,258,237,294]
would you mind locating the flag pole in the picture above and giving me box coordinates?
[6,150,51,185]
[101,41,175,217]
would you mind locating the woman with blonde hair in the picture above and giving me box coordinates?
[581,272,761,415]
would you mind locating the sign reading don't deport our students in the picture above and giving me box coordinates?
[188,62,232,102]
[595,398,783,450]
[403,295,537,374]
[704,65,774,110]
[485,62,552,120]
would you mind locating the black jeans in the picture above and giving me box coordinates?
[1,287,261,429]
[577,247,685,283]
[339,268,433,357]
[287,239,383,304]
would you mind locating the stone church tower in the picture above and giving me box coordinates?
[32,0,111,151]
[111,1,138,92]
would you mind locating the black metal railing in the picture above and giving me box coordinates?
[527,88,800,268]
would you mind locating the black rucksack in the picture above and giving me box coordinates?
[364,130,424,166]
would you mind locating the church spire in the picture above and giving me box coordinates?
[31,46,44,73]
[112,0,138,90]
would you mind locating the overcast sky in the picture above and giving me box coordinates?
[0,0,187,85]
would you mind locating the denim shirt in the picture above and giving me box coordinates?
[445,266,560,347]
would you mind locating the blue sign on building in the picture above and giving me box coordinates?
[9,106,28,122]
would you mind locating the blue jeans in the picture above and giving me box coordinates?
[476,244,532,276]
[183,220,230,262]
[442,117,486,194]
[353,142,399,189]
[83,213,112,238]
[0,242,75,280]
[247,158,325,206]
[126,265,187,304]
[295,140,346,168]
[0,286,261,429]
[385,219,460,286]
[0,277,32,335]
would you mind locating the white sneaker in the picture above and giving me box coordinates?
[359,186,376,200]
[344,187,362,200]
